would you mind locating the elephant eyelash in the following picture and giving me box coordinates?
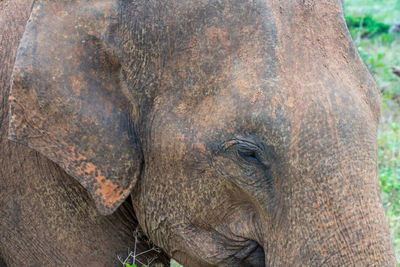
[221,138,271,169]
[237,148,263,165]
[222,138,262,151]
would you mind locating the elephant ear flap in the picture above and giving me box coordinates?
[8,14,142,215]
[8,69,142,215]
[8,73,142,215]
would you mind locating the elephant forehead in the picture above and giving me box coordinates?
[150,87,292,158]
[28,0,118,42]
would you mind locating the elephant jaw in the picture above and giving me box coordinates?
[153,203,265,267]
[172,240,264,267]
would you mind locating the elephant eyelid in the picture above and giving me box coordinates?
[221,138,271,168]
[237,149,262,164]
[221,138,262,151]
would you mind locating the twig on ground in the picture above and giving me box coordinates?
[118,228,162,267]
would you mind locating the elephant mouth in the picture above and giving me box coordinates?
[230,240,265,267]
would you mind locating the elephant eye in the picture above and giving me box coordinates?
[221,138,272,169]
[238,149,262,164]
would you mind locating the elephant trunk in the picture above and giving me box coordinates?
[263,170,395,266]
[257,99,396,266]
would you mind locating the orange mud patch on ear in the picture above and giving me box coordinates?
[95,180,133,208]
[70,146,127,210]
[81,162,121,203]
[82,161,97,175]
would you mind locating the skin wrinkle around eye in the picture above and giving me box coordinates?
[220,137,274,168]
[215,138,276,204]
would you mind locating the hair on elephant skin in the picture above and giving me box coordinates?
[3,0,398,266]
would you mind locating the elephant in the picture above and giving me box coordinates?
[2,0,398,266]
[0,1,169,266]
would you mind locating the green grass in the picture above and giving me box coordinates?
[170,259,182,267]
[344,0,400,261]
[344,0,400,24]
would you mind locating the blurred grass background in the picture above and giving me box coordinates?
[343,0,400,260]
[163,1,400,266]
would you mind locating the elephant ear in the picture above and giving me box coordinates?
[8,1,141,215]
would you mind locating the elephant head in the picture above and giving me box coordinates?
[9,0,396,266]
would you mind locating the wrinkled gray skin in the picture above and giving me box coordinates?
[0,1,169,266]
[5,0,398,266]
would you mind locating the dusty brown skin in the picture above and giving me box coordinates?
[7,0,397,266]
[0,1,169,266]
